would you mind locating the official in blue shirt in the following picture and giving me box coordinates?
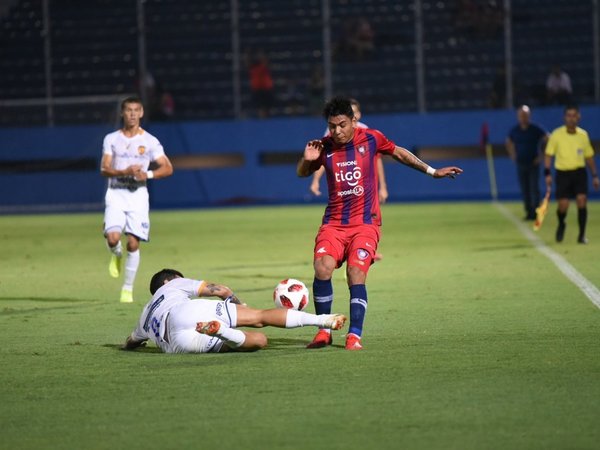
[506,105,549,220]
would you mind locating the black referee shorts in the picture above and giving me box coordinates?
[555,168,588,199]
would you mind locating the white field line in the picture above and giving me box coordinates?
[495,202,600,309]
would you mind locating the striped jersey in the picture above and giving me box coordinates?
[310,127,396,226]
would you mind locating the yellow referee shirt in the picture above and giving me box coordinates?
[545,126,594,171]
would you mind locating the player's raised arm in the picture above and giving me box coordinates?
[391,146,463,179]
[297,140,323,177]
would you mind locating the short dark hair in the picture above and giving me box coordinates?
[121,96,143,111]
[149,268,184,295]
[323,96,354,120]
[564,104,579,113]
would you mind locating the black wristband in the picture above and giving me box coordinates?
[544,168,551,176]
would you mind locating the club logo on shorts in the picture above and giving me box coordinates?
[357,248,369,260]
[138,145,146,155]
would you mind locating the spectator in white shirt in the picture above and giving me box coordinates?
[546,65,572,105]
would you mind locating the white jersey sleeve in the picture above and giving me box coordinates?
[102,131,117,156]
[147,134,166,162]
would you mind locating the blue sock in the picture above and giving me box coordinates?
[312,278,333,316]
[349,284,368,337]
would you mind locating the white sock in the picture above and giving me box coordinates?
[108,240,122,257]
[216,326,246,348]
[122,249,140,291]
[285,310,324,328]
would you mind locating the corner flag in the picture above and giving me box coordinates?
[533,191,550,231]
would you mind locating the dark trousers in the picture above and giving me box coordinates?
[517,163,540,218]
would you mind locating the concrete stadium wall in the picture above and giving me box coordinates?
[1,105,599,211]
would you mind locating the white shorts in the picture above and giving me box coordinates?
[164,299,238,354]
[103,188,150,241]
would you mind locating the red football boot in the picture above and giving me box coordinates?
[306,329,333,349]
[345,333,363,351]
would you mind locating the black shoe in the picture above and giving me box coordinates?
[578,236,588,244]
[556,223,566,242]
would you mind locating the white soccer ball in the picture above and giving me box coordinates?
[273,278,310,311]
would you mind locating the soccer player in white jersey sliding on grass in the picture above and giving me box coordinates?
[101,97,173,303]
[123,269,347,354]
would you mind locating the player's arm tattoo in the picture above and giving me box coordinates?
[201,283,234,300]
[226,294,243,305]
[392,146,429,173]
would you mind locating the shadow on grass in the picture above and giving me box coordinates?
[264,336,311,349]
[102,337,313,355]
[103,343,163,353]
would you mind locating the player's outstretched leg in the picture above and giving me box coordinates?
[235,307,346,331]
[196,320,267,352]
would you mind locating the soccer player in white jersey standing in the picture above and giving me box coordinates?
[101,97,173,303]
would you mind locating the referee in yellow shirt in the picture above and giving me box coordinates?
[545,105,599,243]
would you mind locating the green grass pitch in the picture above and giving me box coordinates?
[1,202,599,450]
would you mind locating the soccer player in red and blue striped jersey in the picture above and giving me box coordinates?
[297,96,462,350]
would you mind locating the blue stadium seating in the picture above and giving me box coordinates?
[0,0,597,126]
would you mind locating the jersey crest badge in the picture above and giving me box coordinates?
[357,146,366,155]
[138,146,146,155]
[357,248,369,261]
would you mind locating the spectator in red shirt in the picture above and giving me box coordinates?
[247,50,274,118]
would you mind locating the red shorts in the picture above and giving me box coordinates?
[313,224,381,273]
